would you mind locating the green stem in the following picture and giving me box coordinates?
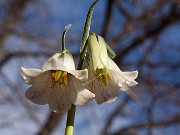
[105,42,116,59]
[64,1,99,135]
[81,0,99,51]
[61,24,74,135]
[78,41,88,70]
[64,105,76,135]
[64,35,89,135]
[62,24,73,52]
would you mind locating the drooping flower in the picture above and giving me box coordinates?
[85,34,138,104]
[21,51,95,113]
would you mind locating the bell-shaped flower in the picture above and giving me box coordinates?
[85,34,138,104]
[21,51,95,113]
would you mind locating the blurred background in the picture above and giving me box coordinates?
[0,0,180,135]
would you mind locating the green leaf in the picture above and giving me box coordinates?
[62,24,73,51]
[106,43,116,59]
[81,0,99,52]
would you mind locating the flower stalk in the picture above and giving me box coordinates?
[63,24,76,135]
[62,24,73,52]
[64,1,99,135]
[64,104,76,135]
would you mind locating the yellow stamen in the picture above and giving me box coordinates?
[51,73,55,78]
[107,72,112,79]
[101,76,106,86]
[58,77,63,83]
[63,71,68,77]
[98,71,112,86]
[55,71,61,81]
[64,76,68,86]
[104,78,108,86]
[51,70,68,88]
[104,73,108,78]
[99,75,103,82]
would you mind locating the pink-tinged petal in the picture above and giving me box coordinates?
[21,67,42,84]
[67,76,95,105]
[48,83,71,113]
[85,78,119,104]
[68,69,88,81]
[25,86,49,105]
[25,71,52,105]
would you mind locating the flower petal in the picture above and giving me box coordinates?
[88,35,104,71]
[110,70,138,91]
[67,76,95,105]
[57,53,75,70]
[68,69,88,81]
[21,67,42,84]
[25,86,49,105]
[99,35,109,68]
[25,71,52,104]
[122,71,138,81]
[108,57,121,71]
[85,78,119,104]
[42,56,66,71]
[48,83,71,113]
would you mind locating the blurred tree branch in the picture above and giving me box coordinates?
[0,0,30,45]
[111,116,180,135]
[114,4,180,64]
[101,0,114,38]
[0,72,41,125]
[36,112,63,135]
[0,0,179,134]
[101,96,131,135]
[0,51,52,69]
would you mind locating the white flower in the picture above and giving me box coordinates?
[85,34,138,104]
[21,52,95,113]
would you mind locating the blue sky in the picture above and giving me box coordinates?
[0,0,179,135]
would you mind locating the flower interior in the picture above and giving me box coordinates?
[51,70,68,87]
[96,68,112,86]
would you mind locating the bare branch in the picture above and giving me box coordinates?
[111,116,180,135]
[36,112,63,135]
[101,0,114,38]
[114,5,180,64]
[0,72,41,125]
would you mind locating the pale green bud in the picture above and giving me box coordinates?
[88,34,108,76]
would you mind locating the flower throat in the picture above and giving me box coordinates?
[96,68,112,86]
[51,70,68,87]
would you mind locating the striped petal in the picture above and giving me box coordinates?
[67,76,95,105]
[85,78,119,104]
[25,71,52,104]
[48,83,71,113]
